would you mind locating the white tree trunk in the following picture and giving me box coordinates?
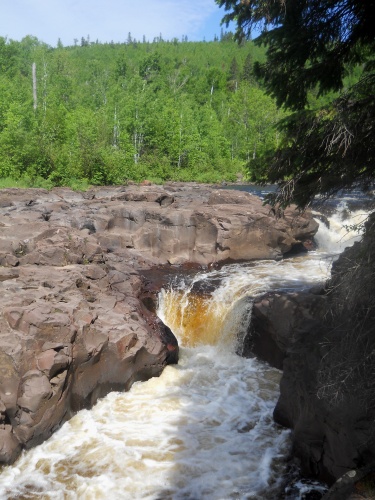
[32,62,37,111]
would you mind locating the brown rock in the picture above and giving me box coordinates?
[0,184,318,465]
[36,349,71,378]
[0,426,21,464]
[208,189,255,205]
[17,371,52,413]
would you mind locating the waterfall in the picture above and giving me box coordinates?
[0,200,371,500]
[157,256,332,355]
[313,202,368,254]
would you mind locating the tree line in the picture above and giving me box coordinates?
[0,35,284,188]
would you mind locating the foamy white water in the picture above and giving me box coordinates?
[0,349,289,499]
[313,202,368,254]
[157,255,332,351]
[0,204,368,500]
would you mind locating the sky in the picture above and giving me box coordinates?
[1,0,235,47]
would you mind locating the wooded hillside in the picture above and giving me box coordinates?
[0,35,283,188]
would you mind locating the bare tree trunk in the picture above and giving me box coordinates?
[133,108,144,163]
[177,112,183,168]
[113,105,120,148]
[42,60,47,113]
[32,62,37,111]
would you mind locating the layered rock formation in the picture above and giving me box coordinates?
[0,183,318,465]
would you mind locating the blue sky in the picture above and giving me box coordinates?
[1,0,235,47]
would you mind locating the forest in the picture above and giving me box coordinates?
[0,34,288,189]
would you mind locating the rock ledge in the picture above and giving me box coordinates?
[0,184,318,464]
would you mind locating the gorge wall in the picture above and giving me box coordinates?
[0,183,318,465]
[247,214,375,490]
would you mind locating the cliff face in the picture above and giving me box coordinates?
[272,215,375,483]
[0,184,318,465]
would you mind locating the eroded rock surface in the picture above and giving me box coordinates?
[0,183,318,464]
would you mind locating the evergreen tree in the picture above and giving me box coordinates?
[242,53,253,83]
[115,54,127,79]
[227,57,239,91]
[217,0,375,207]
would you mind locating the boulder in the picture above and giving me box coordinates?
[243,290,326,369]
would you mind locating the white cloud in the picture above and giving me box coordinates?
[1,0,221,46]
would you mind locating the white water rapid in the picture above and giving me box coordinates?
[0,203,369,500]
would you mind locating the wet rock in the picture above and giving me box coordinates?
[319,464,375,499]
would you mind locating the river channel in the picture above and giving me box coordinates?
[0,200,368,499]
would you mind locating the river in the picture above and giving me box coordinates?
[0,201,369,500]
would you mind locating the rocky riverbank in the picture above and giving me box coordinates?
[0,183,318,465]
[246,214,375,498]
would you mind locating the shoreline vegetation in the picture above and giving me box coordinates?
[0,177,250,191]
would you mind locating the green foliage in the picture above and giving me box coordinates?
[217,0,375,109]
[0,35,281,186]
[217,0,375,207]
[0,177,29,188]
[242,53,254,83]
[139,52,161,81]
[263,74,375,207]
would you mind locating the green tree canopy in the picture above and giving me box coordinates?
[217,0,375,208]
[0,36,281,187]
